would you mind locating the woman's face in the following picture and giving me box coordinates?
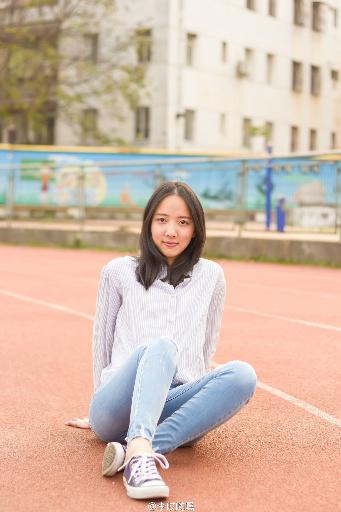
[151,194,195,266]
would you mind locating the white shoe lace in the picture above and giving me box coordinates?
[120,452,169,485]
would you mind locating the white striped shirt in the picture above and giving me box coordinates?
[92,255,226,391]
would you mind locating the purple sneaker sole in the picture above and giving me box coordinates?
[123,475,169,499]
[102,442,126,477]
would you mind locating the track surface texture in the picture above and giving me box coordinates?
[1,245,340,512]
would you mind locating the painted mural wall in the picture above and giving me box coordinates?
[0,147,338,214]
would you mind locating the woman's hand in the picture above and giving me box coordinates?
[65,417,90,429]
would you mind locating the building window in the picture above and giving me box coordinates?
[8,127,16,144]
[268,0,276,17]
[12,113,28,144]
[135,107,150,140]
[36,116,55,145]
[136,29,152,63]
[290,126,299,152]
[331,132,337,149]
[294,0,305,26]
[243,118,252,149]
[184,110,195,141]
[83,34,99,64]
[292,61,303,92]
[312,1,325,32]
[245,48,254,78]
[45,117,55,145]
[309,129,317,150]
[221,41,228,63]
[331,69,339,89]
[246,0,256,10]
[220,113,226,135]
[81,108,98,145]
[310,65,321,96]
[266,53,274,84]
[186,33,197,66]
[332,8,338,28]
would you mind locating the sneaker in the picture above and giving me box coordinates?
[118,452,170,500]
[102,442,127,477]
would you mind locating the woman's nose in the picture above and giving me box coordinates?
[164,223,177,236]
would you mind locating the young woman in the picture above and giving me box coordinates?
[66,181,257,501]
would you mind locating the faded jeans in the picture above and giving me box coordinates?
[88,338,257,454]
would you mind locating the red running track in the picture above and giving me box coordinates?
[1,245,340,512]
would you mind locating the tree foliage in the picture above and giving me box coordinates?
[0,0,146,144]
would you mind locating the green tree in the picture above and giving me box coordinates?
[0,0,146,145]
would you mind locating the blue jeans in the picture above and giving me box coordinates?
[88,338,257,454]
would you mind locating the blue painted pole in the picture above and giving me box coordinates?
[265,143,273,230]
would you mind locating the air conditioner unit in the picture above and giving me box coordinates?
[236,61,250,78]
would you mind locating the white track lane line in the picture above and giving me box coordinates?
[228,305,341,333]
[1,288,340,428]
[237,282,340,301]
[210,363,341,428]
[0,289,94,321]
[257,381,341,428]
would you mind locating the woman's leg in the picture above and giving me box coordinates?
[88,338,178,444]
[152,360,257,454]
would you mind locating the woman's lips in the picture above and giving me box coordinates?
[163,241,178,247]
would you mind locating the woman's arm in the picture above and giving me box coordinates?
[92,263,122,392]
[203,266,226,371]
[65,263,122,428]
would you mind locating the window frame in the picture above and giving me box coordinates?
[246,0,256,11]
[292,61,303,93]
[135,106,150,140]
[186,33,197,67]
[310,65,321,96]
[290,125,299,152]
[309,128,317,151]
[184,109,195,141]
[81,108,98,145]
[83,33,99,64]
[266,53,275,84]
[136,28,152,64]
[242,118,252,149]
[294,0,305,27]
[268,0,276,17]
[312,1,325,32]
[221,41,228,63]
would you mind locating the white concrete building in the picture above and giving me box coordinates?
[59,0,341,153]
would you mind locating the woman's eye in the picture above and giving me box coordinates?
[155,217,189,225]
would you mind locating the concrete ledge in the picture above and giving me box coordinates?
[0,227,140,251]
[204,236,341,265]
[0,226,340,265]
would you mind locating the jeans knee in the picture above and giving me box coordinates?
[218,360,257,400]
[88,408,112,443]
[233,360,257,398]
[152,337,179,361]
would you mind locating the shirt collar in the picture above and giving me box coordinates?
[157,262,196,282]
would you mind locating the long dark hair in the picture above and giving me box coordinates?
[134,181,206,290]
